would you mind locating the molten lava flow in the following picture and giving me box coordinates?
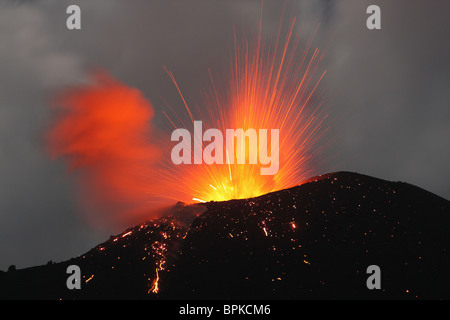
[47,71,162,226]
[150,267,160,294]
[164,17,327,203]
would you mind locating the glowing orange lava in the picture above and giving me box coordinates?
[164,17,327,203]
[47,13,327,225]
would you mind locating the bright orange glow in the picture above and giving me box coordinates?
[121,231,133,238]
[47,71,163,225]
[164,17,327,203]
[150,267,160,294]
[149,261,165,294]
[47,11,327,225]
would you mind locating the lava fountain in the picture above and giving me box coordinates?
[163,17,327,203]
[46,13,327,225]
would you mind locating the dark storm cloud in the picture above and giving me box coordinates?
[322,0,450,199]
[0,0,449,269]
[0,2,103,270]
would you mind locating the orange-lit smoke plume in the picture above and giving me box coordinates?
[47,71,162,227]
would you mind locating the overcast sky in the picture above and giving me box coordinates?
[0,0,449,270]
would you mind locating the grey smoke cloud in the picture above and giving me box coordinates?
[0,0,449,269]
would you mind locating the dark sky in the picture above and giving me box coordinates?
[0,0,449,270]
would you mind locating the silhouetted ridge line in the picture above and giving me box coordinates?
[1,171,449,299]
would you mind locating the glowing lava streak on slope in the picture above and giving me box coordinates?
[164,15,327,203]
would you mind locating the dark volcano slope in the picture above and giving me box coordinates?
[0,202,204,300]
[0,215,188,300]
[163,171,450,299]
[1,171,450,299]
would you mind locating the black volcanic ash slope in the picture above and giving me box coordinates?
[1,171,450,299]
[165,171,450,299]
[0,204,204,300]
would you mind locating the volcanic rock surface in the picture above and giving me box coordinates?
[1,171,450,299]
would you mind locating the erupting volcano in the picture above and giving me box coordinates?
[163,20,327,204]
[46,13,327,227]
[2,172,450,300]
[2,0,449,304]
